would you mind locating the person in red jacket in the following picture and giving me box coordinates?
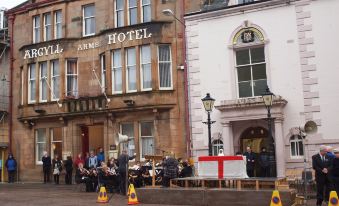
[74,153,85,168]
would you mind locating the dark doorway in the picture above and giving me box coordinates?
[240,127,276,177]
[80,125,104,156]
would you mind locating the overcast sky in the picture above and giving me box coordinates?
[1,0,27,9]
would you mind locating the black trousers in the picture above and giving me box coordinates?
[247,169,254,177]
[119,171,127,195]
[43,167,51,183]
[65,171,73,184]
[162,176,170,187]
[260,166,270,177]
[8,170,15,183]
[316,176,331,205]
[54,174,60,184]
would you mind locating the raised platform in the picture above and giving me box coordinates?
[170,177,289,191]
[136,187,297,206]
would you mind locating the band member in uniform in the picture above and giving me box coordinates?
[75,163,92,192]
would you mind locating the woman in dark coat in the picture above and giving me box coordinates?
[64,156,73,185]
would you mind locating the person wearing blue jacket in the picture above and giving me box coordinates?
[97,147,105,167]
[5,154,17,183]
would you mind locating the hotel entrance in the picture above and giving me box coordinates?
[240,127,276,177]
[80,124,104,156]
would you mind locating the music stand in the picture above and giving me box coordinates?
[144,155,163,187]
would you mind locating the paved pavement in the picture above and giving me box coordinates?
[0,183,319,206]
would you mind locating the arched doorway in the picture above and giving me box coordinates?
[240,127,276,177]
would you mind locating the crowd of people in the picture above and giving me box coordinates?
[312,145,339,206]
[37,148,194,195]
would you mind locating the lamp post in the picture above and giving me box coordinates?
[262,86,275,176]
[202,93,216,156]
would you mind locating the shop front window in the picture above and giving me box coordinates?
[51,128,62,159]
[36,128,47,164]
[140,122,154,158]
[121,123,135,158]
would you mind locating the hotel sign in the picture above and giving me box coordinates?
[23,28,152,58]
[24,44,64,59]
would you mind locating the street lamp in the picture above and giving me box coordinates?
[262,86,275,176]
[202,93,216,156]
[162,9,186,27]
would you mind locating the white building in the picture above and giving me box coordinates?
[185,0,339,177]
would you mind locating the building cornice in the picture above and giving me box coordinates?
[184,0,296,22]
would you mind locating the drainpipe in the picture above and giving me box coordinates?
[181,1,191,158]
[8,14,15,154]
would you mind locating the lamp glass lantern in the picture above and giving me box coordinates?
[201,93,215,112]
[262,86,274,109]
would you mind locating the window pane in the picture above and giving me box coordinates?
[143,5,151,22]
[127,48,136,65]
[142,0,151,4]
[237,66,251,82]
[298,141,304,156]
[130,8,137,25]
[142,137,154,157]
[142,64,152,89]
[52,142,62,157]
[141,122,153,136]
[141,45,151,62]
[253,79,267,96]
[291,142,296,156]
[159,45,170,62]
[127,48,136,91]
[56,11,62,22]
[128,66,136,90]
[238,82,252,98]
[252,64,266,80]
[117,0,124,10]
[37,129,46,142]
[158,45,172,88]
[251,47,265,63]
[40,62,48,101]
[236,49,250,65]
[129,0,137,7]
[84,5,95,17]
[56,24,62,39]
[117,11,124,27]
[67,61,77,74]
[52,128,62,141]
[30,80,36,102]
[113,50,121,66]
[114,68,122,91]
[85,18,95,35]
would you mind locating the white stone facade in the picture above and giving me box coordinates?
[185,0,339,177]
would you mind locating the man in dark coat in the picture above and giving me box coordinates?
[330,148,339,195]
[243,146,256,177]
[258,147,270,177]
[42,151,51,183]
[312,145,332,206]
[117,150,135,195]
[162,156,178,187]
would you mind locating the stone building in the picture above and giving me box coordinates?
[8,0,188,181]
[185,0,339,177]
[0,7,10,182]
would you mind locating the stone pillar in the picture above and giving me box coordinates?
[221,122,234,155]
[274,118,286,177]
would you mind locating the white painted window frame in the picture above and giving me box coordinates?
[65,59,78,97]
[290,135,304,159]
[141,0,151,23]
[140,45,152,91]
[157,44,173,90]
[43,13,52,41]
[100,53,106,93]
[234,45,267,99]
[51,60,60,101]
[33,15,40,43]
[54,10,62,39]
[126,47,137,93]
[36,128,47,165]
[115,0,124,28]
[39,62,48,103]
[128,0,138,25]
[83,4,95,37]
[112,49,123,94]
[139,121,154,160]
[28,64,36,104]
